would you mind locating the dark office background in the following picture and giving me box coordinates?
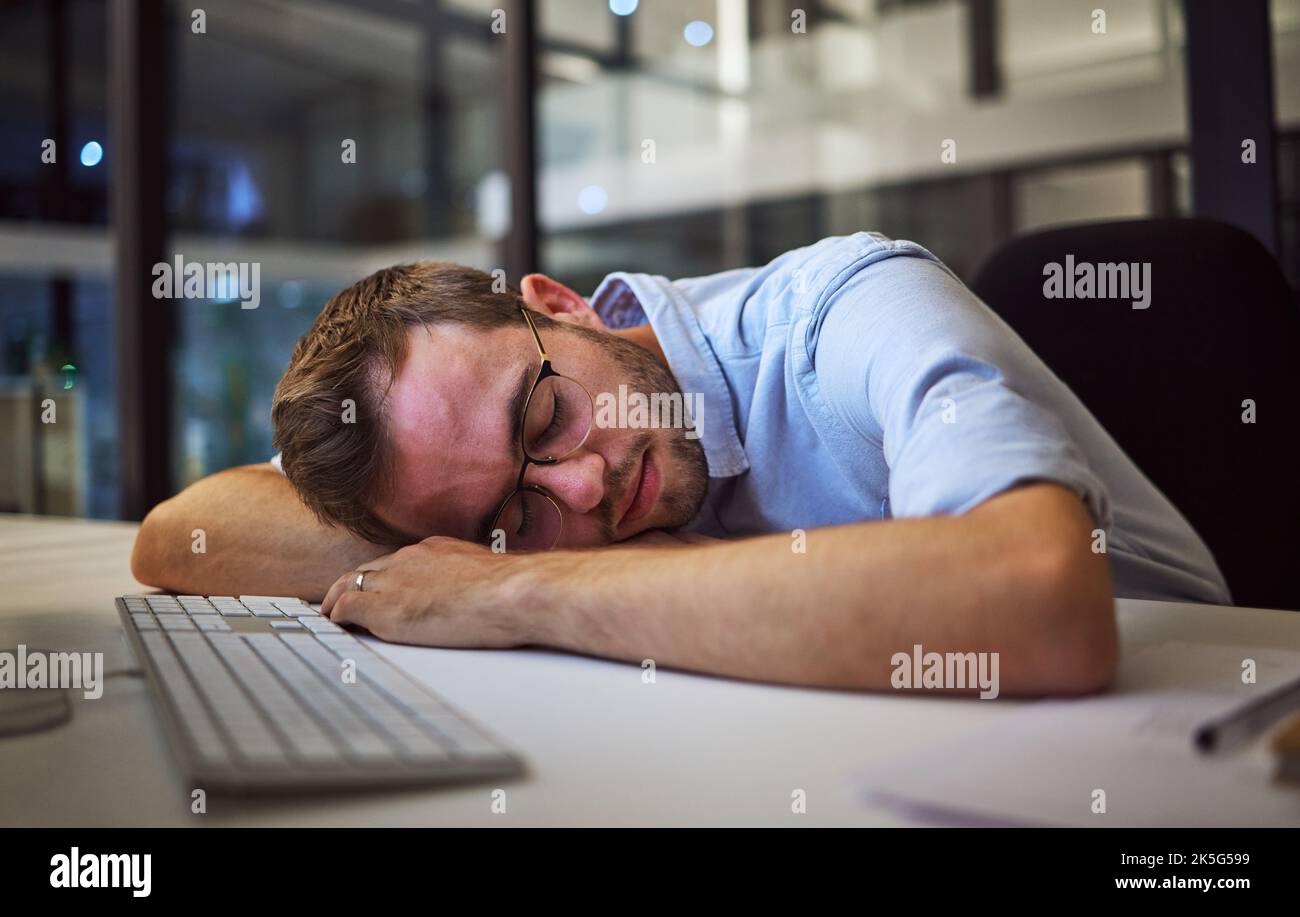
[1,0,1297,523]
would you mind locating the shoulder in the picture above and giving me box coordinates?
[666,233,945,354]
[788,233,947,311]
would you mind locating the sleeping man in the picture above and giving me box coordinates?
[130,233,1230,695]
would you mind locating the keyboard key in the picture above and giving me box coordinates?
[167,633,286,766]
[244,635,397,763]
[240,595,304,605]
[218,608,252,617]
[196,618,232,632]
[160,617,197,631]
[251,609,286,618]
[270,621,304,630]
[426,716,511,759]
[341,651,454,720]
[314,634,364,652]
[205,635,340,764]
[138,632,231,768]
[279,635,454,762]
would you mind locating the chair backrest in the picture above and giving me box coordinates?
[970,218,1300,610]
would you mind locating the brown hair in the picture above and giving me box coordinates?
[271,261,530,545]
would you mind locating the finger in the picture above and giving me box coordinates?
[358,554,395,572]
[321,557,391,618]
[320,572,354,618]
[322,568,381,617]
[329,589,383,633]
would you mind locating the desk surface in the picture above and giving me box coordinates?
[3,513,1299,827]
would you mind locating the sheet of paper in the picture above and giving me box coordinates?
[856,641,1300,827]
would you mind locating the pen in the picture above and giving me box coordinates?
[1193,671,1300,754]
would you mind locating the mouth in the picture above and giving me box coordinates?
[618,446,661,528]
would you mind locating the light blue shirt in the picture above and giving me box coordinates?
[590,232,1231,605]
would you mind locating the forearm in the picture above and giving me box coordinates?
[130,464,392,601]
[520,484,1116,694]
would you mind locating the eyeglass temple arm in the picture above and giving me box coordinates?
[519,306,549,360]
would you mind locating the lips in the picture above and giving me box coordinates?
[620,447,661,526]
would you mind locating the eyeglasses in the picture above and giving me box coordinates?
[487,307,595,552]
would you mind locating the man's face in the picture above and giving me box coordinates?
[372,315,709,548]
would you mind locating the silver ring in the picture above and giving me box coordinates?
[354,571,367,592]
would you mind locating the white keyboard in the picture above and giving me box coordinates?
[118,594,524,792]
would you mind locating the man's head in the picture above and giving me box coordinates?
[272,262,708,549]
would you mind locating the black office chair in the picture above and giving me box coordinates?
[970,218,1300,611]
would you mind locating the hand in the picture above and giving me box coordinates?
[320,536,530,647]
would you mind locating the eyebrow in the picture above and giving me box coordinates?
[474,361,536,544]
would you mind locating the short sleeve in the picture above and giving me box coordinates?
[809,251,1113,530]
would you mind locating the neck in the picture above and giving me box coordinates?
[615,323,668,367]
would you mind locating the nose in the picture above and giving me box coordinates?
[524,449,606,515]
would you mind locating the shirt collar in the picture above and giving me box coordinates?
[589,272,749,478]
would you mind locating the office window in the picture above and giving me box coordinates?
[165,0,509,486]
[1273,0,1300,121]
[0,0,116,519]
[1272,0,1300,286]
[538,0,1192,290]
[1279,134,1300,289]
[539,0,619,55]
[1013,158,1152,235]
[2,0,1293,524]
[1000,0,1183,102]
[823,174,1011,282]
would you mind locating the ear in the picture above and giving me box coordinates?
[520,274,607,331]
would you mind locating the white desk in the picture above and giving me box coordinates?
[2,513,1298,827]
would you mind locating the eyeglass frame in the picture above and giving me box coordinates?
[486,306,595,549]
